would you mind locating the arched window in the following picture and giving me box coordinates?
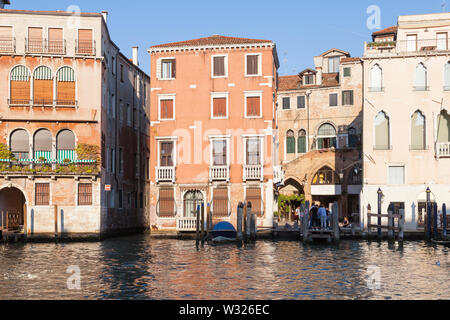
[34,129,52,162]
[56,67,76,106]
[374,112,390,150]
[370,64,383,91]
[183,190,204,218]
[317,123,336,150]
[438,110,450,143]
[286,130,295,154]
[414,63,427,91]
[56,129,76,162]
[298,130,307,154]
[411,111,426,150]
[312,166,340,185]
[10,129,29,160]
[444,62,450,90]
[33,66,53,106]
[348,127,359,148]
[10,66,31,105]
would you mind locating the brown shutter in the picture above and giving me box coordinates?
[159,188,175,217]
[78,184,92,206]
[48,28,63,53]
[213,98,227,118]
[35,183,50,206]
[213,56,225,76]
[247,55,258,75]
[213,188,229,218]
[247,97,260,117]
[161,99,173,119]
[11,81,30,105]
[0,26,12,38]
[57,81,75,105]
[34,79,53,105]
[0,26,13,52]
[171,59,176,79]
[78,29,93,54]
[28,27,43,52]
[246,188,262,217]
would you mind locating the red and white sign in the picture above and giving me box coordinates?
[105,185,112,192]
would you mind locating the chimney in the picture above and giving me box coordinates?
[132,46,139,66]
[101,11,108,24]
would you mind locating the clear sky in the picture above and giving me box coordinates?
[9,0,448,76]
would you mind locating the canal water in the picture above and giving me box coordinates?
[0,236,448,300]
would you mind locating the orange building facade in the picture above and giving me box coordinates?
[148,35,280,232]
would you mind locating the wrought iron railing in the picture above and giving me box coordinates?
[0,37,15,53]
[76,40,96,55]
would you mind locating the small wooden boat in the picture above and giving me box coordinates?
[210,222,237,239]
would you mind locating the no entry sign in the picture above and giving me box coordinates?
[105,185,112,192]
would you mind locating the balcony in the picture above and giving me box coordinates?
[243,165,263,182]
[0,159,98,176]
[366,38,450,57]
[8,98,31,107]
[437,142,450,158]
[176,217,198,232]
[76,40,96,56]
[0,37,15,53]
[25,38,66,55]
[156,167,175,183]
[7,99,77,108]
[209,166,230,182]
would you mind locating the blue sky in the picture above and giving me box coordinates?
[11,0,447,75]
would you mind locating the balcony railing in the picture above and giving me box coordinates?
[156,166,175,183]
[0,159,98,175]
[25,38,66,55]
[0,37,15,53]
[209,165,230,182]
[76,40,96,56]
[243,165,263,182]
[176,217,198,232]
[366,38,450,56]
[437,142,450,158]
[8,99,77,108]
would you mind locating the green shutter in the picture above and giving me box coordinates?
[318,138,324,150]
[287,137,295,154]
[298,136,306,154]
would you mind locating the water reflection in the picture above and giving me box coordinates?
[0,237,448,300]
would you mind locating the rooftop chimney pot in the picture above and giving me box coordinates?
[101,11,108,24]
[132,46,139,66]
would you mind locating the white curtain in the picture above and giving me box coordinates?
[414,63,427,90]
[371,64,382,90]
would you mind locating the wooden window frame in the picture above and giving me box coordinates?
[245,53,262,77]
[211,54,228,78]
[211,92,229,119]
[158,94,176,121]
[329,93,338,107]
[160,58,176,80]
[244,91,263,119]
[342,90,354,106]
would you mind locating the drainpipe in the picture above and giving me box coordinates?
[306,90,312,151]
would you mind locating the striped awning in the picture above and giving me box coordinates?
[10,66,31,81]
[57,66,75,82]
[34,66,53,80]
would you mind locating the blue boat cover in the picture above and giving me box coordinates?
[212,221,236,232]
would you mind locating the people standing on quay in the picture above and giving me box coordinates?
[318,205,327,230]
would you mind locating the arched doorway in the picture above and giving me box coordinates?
[183,190,204,218]
[0,187,26,231]
[279,178,305,222]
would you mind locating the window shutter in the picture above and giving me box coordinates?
[156,58,162,79]
[247,55,258,75]
[213,98,227,118]
[213,188,229,218]
[171,59,176,79]
[247,97,260,117]
[246,188,262,217]
[161,99,173,119]
[298,136,306,154]
[159,188,175,217]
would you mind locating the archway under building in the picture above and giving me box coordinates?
[278,177,305,222]
[0,187,26,231]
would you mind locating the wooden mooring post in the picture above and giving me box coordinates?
[433,204,439,240]
[398,209,405,243]
[426,188,432,241]
[332,202,339,243]
[250,213,257,241]
[54,205,58,241]
[196,204,201,247]
[201,203,205,246]
[443,204,447,241]
[237,202,244,242]
[388,207,394,241]
[245,202,252,242]
[302,201,310,244]
[206,203,211,236]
